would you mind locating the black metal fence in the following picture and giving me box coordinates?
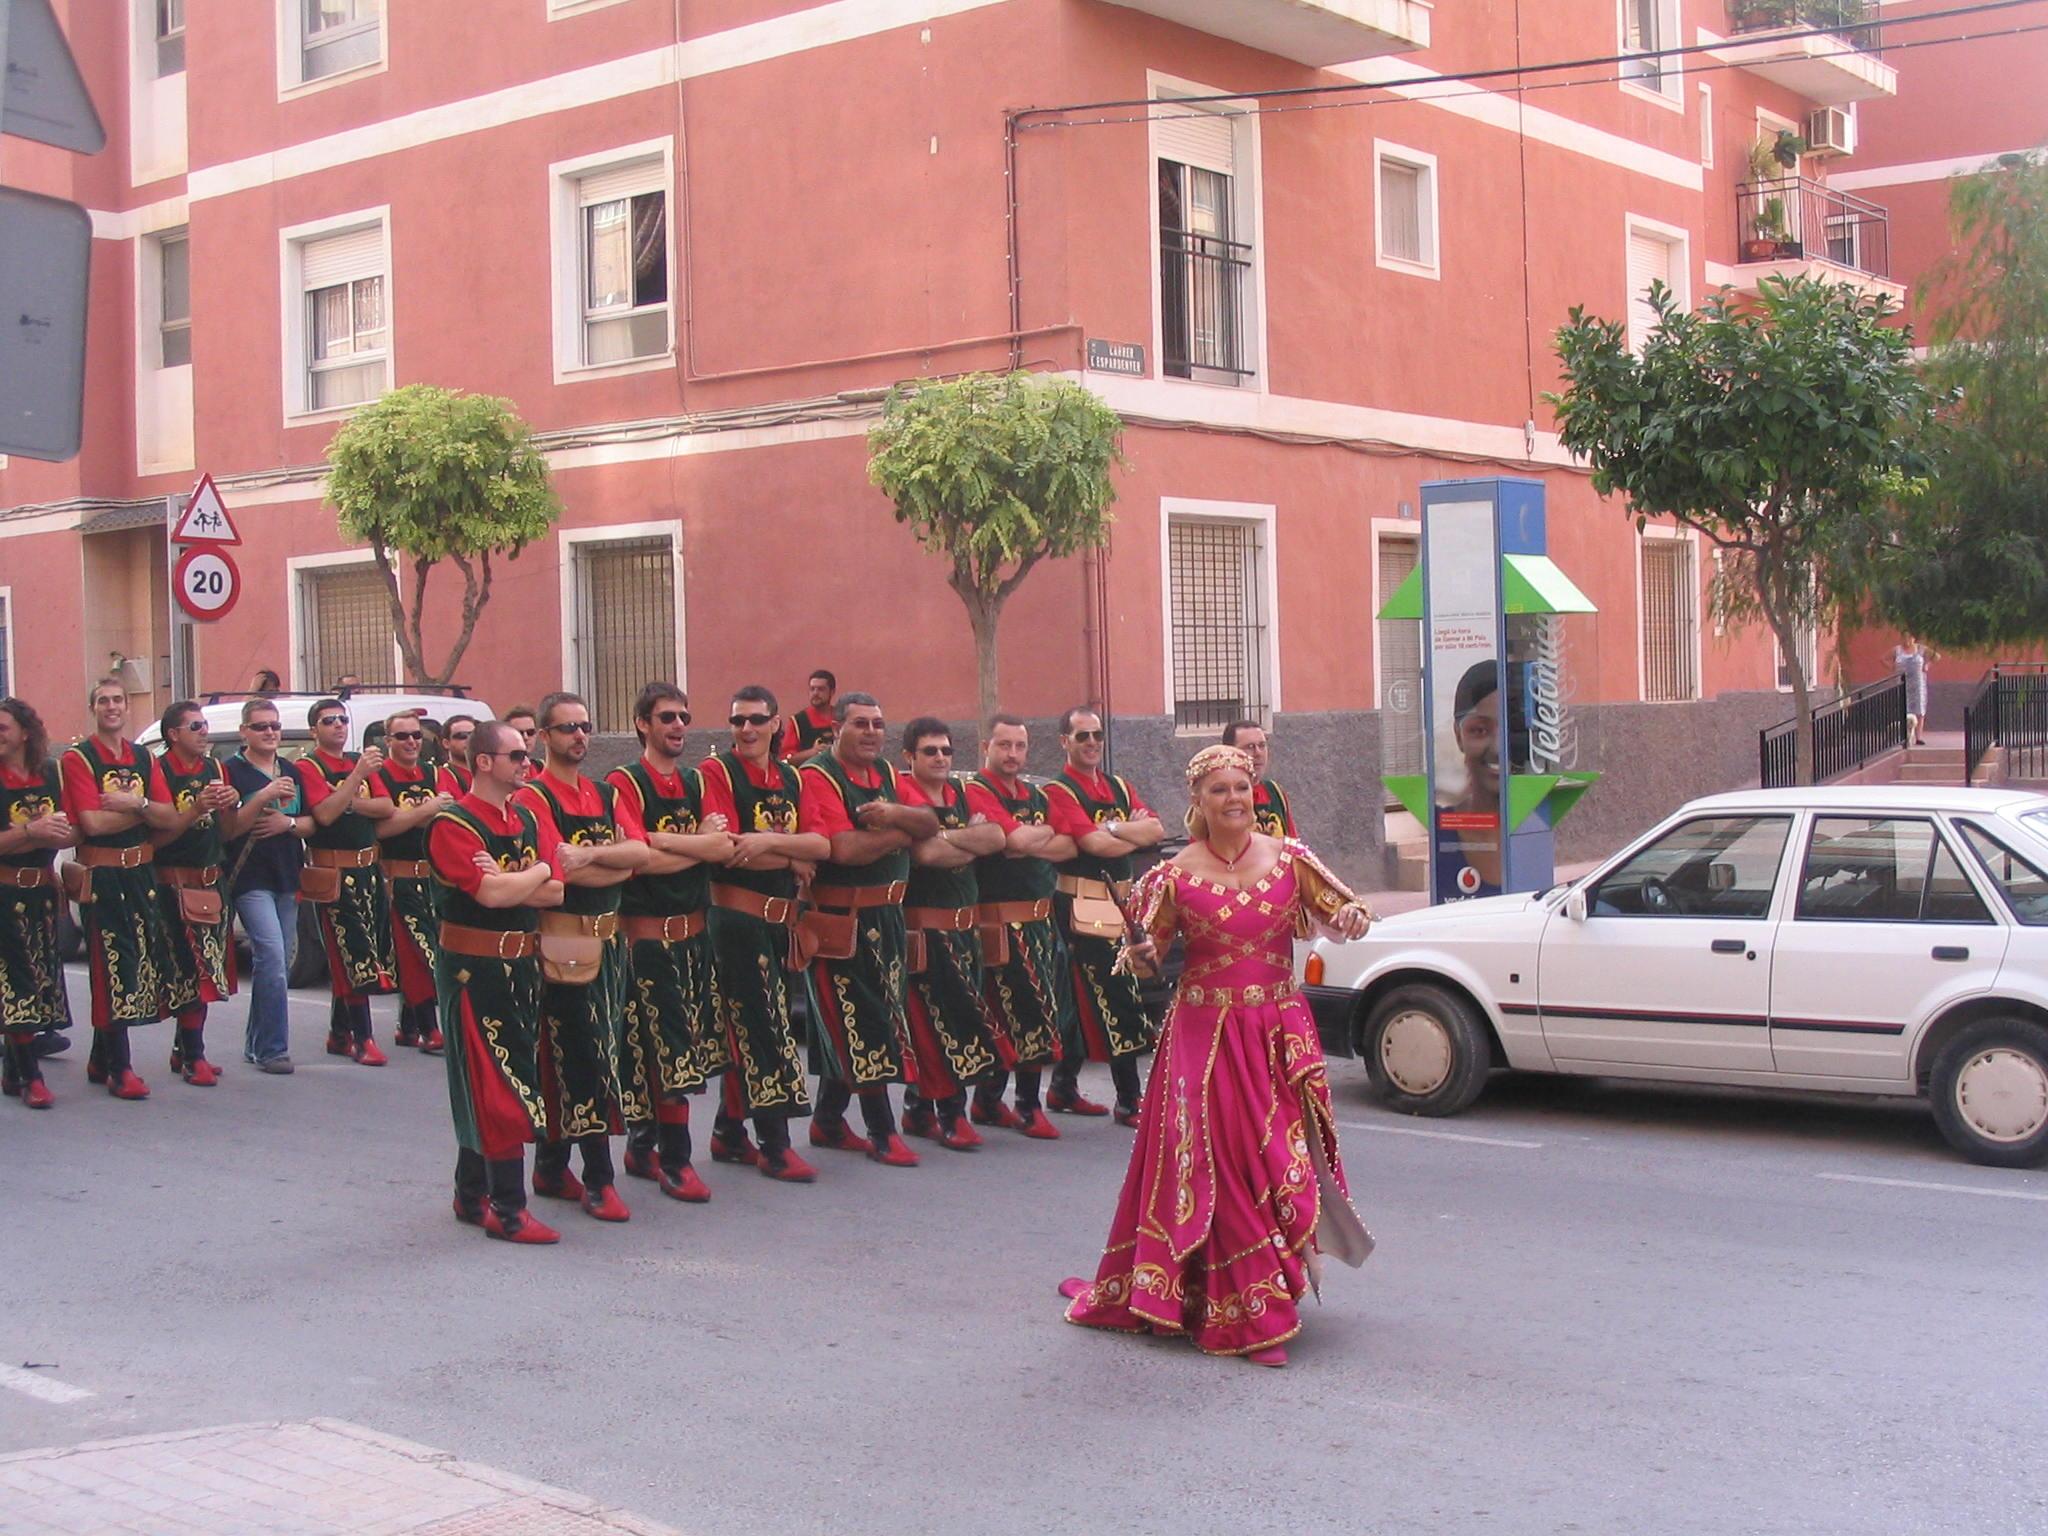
[1737,175,1890,279]
[1160,228,1253,378]
[1727,0,1883,52]
[1964,664,2048,786]
[1759,673,1906,788]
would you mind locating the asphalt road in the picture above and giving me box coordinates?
[3,972,2045,1536]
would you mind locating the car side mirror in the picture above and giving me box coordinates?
[1565,887,1588,924]
[1707,861,1736,894]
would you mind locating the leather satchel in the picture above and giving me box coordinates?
[792,905,857,967]
[1066,886,1126,940]
[539,931,604,987]
[298,865,341,904]
[176,886,224,927]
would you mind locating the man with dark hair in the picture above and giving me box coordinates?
[295,696,397,1065]
[150,700,244,1086]
[797,691,940,1166]
[610,683,736,1202]
[513,690,650,1222]
[61,677,180,1098]
[373,710,455,1053]
[699,684,827,1182]
[502,706,541,759]
[223,696,307,1074]
[967,713,1074,1138]
[1043,707,1163,1127]
[1222,720,1296,839]
[780,669,838,763]
[438,714,477,796]
[429,719,565,1243]
[898,715,1006,1149]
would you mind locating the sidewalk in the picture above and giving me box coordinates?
[0,1419,680,1536]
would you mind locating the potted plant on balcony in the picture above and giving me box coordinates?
[1744,132,1807,259]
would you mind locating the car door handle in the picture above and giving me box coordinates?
[1710,939,1747,955]
[1932,945,1969,962]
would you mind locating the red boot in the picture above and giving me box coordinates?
[709,1130,759,1166]
[353,1037,389,1067]
[657,1164,712,1203]
[108,1070,150,1101]
[483,1207,560,1245]
[85,1059,108,1085]
[180,1058,221,1087]
[581,1184,631,1222]
[1113,1103,1142,1129]
[970,1098,1023,1129]
[900,1104,940,1142]
[325,1031,353,1057]
[1047,1087,1109,1116]
[22,1079,54,1110]
[532,1165,586,1202]
[452,1194,487,1227]
[419,1027,445,1055]
[809,1119,874,1155]
[937,1120,980,1152]
[622,1142,659,1181]
[757,1148,817,1184]
[1017,1106,1061,1140]
[865,1133,920,1168]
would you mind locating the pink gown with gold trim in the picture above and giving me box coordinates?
[1063,840,1367,1357]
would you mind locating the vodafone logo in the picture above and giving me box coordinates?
[1456,865,1483,895]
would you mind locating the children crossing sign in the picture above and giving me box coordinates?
[169,473,241,545]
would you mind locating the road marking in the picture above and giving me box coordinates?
[1337,1120,1544,1149]
[1817,1172,2048,1203]
[0,1364,94,1404]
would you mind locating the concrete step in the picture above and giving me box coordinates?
[1898,762,1967,783]
[1903,749,1966,767]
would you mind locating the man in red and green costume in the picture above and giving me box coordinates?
[429,719,566,1244]
[436,715,477,797]
[150,701,247,1086]
[1,696,74,1110]
[699,685,828,1183]
[1223,720,1297,839]
[1042,706,1164,1128]
[610,683,736,1203]
[60,677,181,1099]
[373,710,454,1054]
[797,692,940,1167]
[294,698,397,1065]
[779,668,838,764]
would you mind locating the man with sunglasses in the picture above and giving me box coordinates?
[428,719,566,1243]
[437,715,477,796]
[502,706,541,762]
[609,684,737,1202]
[373,711,456,1054]
[698,685,828,1183]
[797,691,940,1167]
[513,691,650,1222]
[295,698,398,1064]
[1043,707,1164,1127]
[223,698,309,1073]
[149,701,245,1087]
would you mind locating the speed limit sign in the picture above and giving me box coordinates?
[174,545,242,622]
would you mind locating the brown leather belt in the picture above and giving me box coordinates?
[440,921,539,960]
[308,846,378,869]
[1056,874,1130,900]
[904,903,976,932]
[710,884,796,925]
[539,910,619,941]
[157,864,220,889]
[3,865,54,890]
[977,897,1052,926]
[811,881,907,911]
[622,911,706,943]
[78,843,153,869]
[380,859,431,880]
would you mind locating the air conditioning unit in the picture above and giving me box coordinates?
[1806,106,1856,159]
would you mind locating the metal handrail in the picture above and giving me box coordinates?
[1963,669,1999,787]
[1727,0,1883,52]
[1736,175,1890,279]
[1160,227,1254,379]
[1759,673,1906,788]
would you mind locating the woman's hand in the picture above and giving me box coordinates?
[1328,903,1372,941]
[1116,940,1160,978]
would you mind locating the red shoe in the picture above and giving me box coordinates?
[452,1195,487,1227]
[483,1207,560,1245]
[936,1121,979,1152]
[970,1099,1023,1129]
[622,1142,658,1181]
[108,1070,150,1101]
[325,1032,353,1057]
[581,1184,631,1222]
[865,1133,920,1168]
[85,1059,108,1085]
[353,1038,389,1067]
[1017,1107,1061,1140]
[167,1042,183,1072]
[951,1119,984,1147]
[900,1108,940,1143]
[180,1058,220,1087]
[657,1164,712,1203]
[1247,1345,1288,1368]
[809,1119,874,1155]
[1057,1276,1089,1301]
[1047,1089,1109,1117]
[394,1024,419,1048]
[1114,1103,1142,1129]
[757,1148,817,1184]
[419,1028,445,1055]
[22,1079,54,1110]
[709,1131,759,1166]
[532,1166,586,1202]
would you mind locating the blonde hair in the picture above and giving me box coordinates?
[1184,744,1256,842]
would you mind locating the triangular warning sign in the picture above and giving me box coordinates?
[170,473,240,545]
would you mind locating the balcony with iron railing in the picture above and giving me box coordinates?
[1101,0,1429,67]
[1730,174,1901,298]
[1160,227,1255,381]
[1711,0,1896,103]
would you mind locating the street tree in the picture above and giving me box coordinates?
[867,371,1124,724]
[325,384,561,687]
[1878,153,2048,650]
[1549,273,1931,784]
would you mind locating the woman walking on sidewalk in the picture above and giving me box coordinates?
[1894,635,1935,746]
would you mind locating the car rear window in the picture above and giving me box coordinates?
[1957,820,2048,926]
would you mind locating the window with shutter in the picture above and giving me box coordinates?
[1640,537,1699,703]
[1168,517,1269,733]
[301,564,395,690]
[1627,226,1681,352]
[1157,100,1251,382]
[299,224,387,411]
[1377,533,1424,774]
[1375,144,1439,274]
[571,537,678,733]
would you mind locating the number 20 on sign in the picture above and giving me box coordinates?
[174,545,242,622]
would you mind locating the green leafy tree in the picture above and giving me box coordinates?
[1549,274,1931,783]
[867,372,1124,724]
[325,385,561,686]
[1878,153,2048,650]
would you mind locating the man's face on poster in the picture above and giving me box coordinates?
[1457,688,1501,803]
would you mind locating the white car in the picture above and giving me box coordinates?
[1304,786,2048,1167]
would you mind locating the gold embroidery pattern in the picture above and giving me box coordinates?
[1172,1079,1196,1224]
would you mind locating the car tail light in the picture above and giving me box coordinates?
[1304,952,1325,987]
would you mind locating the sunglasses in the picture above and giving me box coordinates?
[1069,729,1104,743]
[481,750,532,767]
[516,727,539,738]
[729,713,775,728]
[915,744,953,756]
[847,718,886,732]
[652,709,691,726]
[247,721,282,732]
[316,715,348,728]
[547,721,594,736]
[448,730,474,743]
[387,730,423,742]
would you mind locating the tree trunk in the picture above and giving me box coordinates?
[1762,593,1816,785]
[369,540,427,685]
[965,593,1003,729]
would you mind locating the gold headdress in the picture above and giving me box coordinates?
[1184,744,1255,786]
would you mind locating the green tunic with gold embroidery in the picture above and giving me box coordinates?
[903,775,1001,1092]
[969,771,1068,1069]
[1048,767,1156,1060]
[297,749,395,999]
[800,754,913,1090]
[372,764,442,1003]
[1,759,71,1033]
[154,749,235,1011]
[65,738,175,1027]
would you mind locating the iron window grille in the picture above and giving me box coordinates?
[1159,161,1252,380]
[301,564,396,690]
[1168,517,1269,733]
[1640,538,1699,703]
[571,537,677,733]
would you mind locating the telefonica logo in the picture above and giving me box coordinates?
[1527,616,1579,775]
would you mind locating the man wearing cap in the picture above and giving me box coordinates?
[373,710,455,1054]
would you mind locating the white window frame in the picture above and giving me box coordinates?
[1373,139,1441,280]
[0,586,15,700]
[1635,525,1703,703]
[1157,497,1281,732]
[277,0,387,100]
[152,227,191,370]
[279,206,392,423]
[155,0,186,76]
[548,0,632,15]
[1370,517,1419,709]
[1776,626,1823,694]
[557,520,688,703]
[548,139,677,385]
[1147,70,1268,394]
[1624,213,1690,352]
[285,548,405,693]
[1618,0,1685,110]
[1699,83,1714,167]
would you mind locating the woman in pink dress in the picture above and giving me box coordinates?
[1059,744,1375,1366]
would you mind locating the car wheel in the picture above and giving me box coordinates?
[1362,983,1491,1117]
[287,904,329,991]
[56,899,84,962]
[1929,1017,2048,1168]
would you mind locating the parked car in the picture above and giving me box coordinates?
[1304,786,2048,1167]
[55,687,491,987]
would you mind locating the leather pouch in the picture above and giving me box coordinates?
[978,921,1010,967]
[298,865,341,904]
[177,887,224,926]
[539,933,604,986]
[793,906,857,966]
[1066,889,1126,939]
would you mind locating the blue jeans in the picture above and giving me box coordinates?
[235,888,298,1063]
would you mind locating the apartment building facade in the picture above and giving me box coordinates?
[0,0,1921,872]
